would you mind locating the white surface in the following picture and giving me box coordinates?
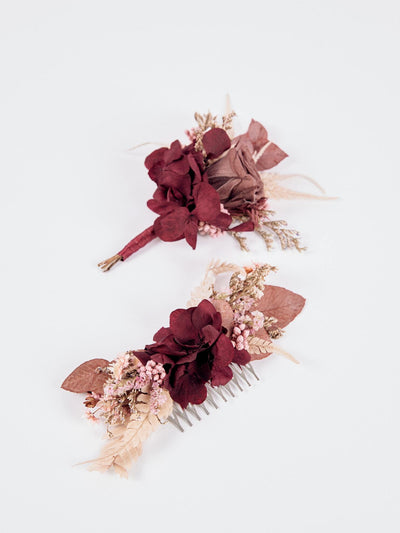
[1,1,399,532]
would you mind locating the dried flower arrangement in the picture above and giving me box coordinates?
[62,261,305,477]
[99,109,332,271]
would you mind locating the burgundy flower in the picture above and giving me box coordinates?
[145,131,232,248]
[207,144,266,215]
[207,120,288,216]
[135,300,251,409]
[145,140,204,207]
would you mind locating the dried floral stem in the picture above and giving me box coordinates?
[229,264,277,307]
[128,141,166,152]
[232,232,249,252]
[270,343,300,364]
[98,254,122,272]
[261,220,306,252]
[256,229,274,251]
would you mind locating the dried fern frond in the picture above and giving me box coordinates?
[81,391,172,478]
[248,336,272,355]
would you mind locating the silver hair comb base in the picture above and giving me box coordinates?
[167,363,259,432]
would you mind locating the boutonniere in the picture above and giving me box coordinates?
[99,110,332,271]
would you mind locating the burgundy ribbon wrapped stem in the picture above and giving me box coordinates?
[98,226,156,271]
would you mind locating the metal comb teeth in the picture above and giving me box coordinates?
[167,363,259,432]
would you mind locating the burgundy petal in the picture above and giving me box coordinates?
[201,324,221,347]
[184,216,199,249]
[169,308,197,344]
[232,349,251,365]
[194,182,232,228]
[167,367,208,409]
[153,207,189,242]
[164,140,183,164]
[211,333,235,369]
[153,327,171,342]
[202,128,231,159]
[192,299,221,331]
[230,219,255,232]
[134,350,152,366]
[147,199,177,216]
[211,365,233,386]
[144,147,168,170]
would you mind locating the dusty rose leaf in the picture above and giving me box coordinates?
[246,119,269,151]
[255,143,288,171]
[254,285,305,329]
[210,299,234,336]
[61,358,110,394]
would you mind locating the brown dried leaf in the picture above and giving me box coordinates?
[84,390,173,477]
[254,285,305,329]
[247,333,272,361]
[61,359,110,394]
[211,299,234,336]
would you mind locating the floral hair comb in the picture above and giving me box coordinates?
[62,261,305,477]
[99,108,332,271]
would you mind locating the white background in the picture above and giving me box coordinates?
[1,1,399,532]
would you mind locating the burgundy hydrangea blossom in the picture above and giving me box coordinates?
[135,299,251,409]
[145,133,232,249]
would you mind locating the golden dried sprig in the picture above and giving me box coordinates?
[231,232,249,252]
[261,219,306,252]
[232,211,304,252]
[256,229,274,250]
[228,264,277,307]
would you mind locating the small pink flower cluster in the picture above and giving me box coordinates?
[135,360,167,415]
[198,221,225,238]
[134,360,166,389]
[149,385,166,415]
[231,309,265,351]
[231,322,250,351]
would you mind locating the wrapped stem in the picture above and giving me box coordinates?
[98,225,156,271]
